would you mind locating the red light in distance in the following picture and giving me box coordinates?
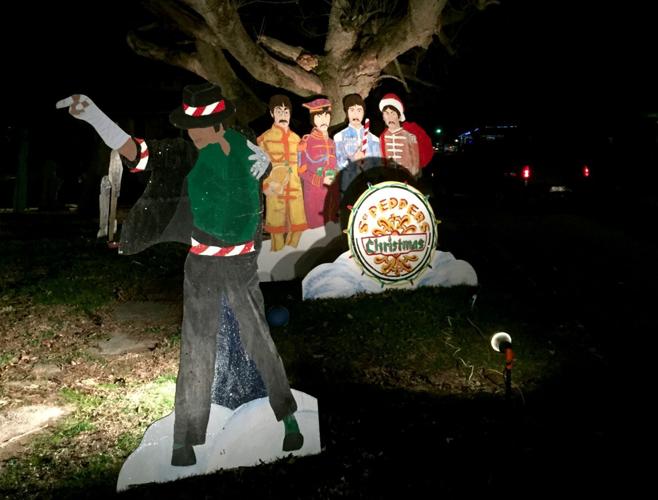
[522,165,531,179]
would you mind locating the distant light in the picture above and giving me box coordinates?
[522,165,531,179]
[435,128,442,135]
[583,165,590,177]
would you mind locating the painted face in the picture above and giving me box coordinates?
[188,125,221,150]
[313,111,331,132]
[271,105,290,129]
[347,105,364,126]
[383,108,400,130]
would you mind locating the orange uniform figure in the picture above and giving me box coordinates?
[258,95,308,250]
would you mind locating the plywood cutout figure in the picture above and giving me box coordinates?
[56,83,306,470]
[333,93,382,195]
[258,95,308,251]
[298,98,340,228]
[379,93,422,178]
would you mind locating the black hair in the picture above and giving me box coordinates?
[309,107,331,127]
[269,94,292,113]
[382,105,400,118]
[343,93,365,114]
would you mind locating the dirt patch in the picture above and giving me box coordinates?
[112,301,181,325]
[0,404,73,462]
[0,297,180,472]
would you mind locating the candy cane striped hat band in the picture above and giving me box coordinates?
[169,82,236,130]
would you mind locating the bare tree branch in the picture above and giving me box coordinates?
[257,35,304,63]
[437,30,457,56]
[375,74,407,86]
[195,41,267,124]
[403,74,440,89]
[127,26,266,124]
[142,0,215,44]
[378,71,439,89]
[178,0,212,16]
[127,30,208,79]
[140,0,322,96]
[437,0,500,55]
[393,58,410,92]
[367,0,448,69]
[182,0,323,95]
[475,0,500,10]
[258,35,320,72]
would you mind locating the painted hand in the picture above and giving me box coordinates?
[55,94,130,150]
[264,180,284,196]
[247,141,270,179]
[56,94,92,117]
[323,169,336,186]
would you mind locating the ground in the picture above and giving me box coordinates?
[1,191,647,497]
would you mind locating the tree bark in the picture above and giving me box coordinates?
[131,0,489,125]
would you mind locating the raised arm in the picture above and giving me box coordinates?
[56,94,137,160]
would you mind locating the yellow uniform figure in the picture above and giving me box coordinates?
[258,124,308,251]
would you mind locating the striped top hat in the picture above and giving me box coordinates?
[169,82,236,129]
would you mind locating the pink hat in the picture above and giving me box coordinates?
[378,93,405,122]
[303,98,332,113]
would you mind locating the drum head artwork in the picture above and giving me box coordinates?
[347,181,437,286]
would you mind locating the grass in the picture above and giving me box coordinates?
[0,231,586,497]
[1,375,178,499]
[274,285,559,396]
[0,352,14,369]
[0,236,187,312]
[59,387,104,409]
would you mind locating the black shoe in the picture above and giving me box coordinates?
[171,444,197,466]
[282,432,304,451]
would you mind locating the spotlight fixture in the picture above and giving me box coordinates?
[491,332,514,398]
[490,331,512,352]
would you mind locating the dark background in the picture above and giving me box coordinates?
[2,0,657,208]
[4,1,657,132]
[0,2,653,494]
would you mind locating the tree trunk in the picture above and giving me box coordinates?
[130,0,492,126]
[195,41,267,126]
[320,53,381,125]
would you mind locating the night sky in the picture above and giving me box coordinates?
[3,1,657,167]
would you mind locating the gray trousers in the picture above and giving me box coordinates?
[173,251,297,447]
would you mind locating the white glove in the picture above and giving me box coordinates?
[56,94,130,150]
[247,140,271,179]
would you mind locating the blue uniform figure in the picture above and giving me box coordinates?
[333,93,381,194]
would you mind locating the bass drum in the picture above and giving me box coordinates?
[337,158,432,231]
